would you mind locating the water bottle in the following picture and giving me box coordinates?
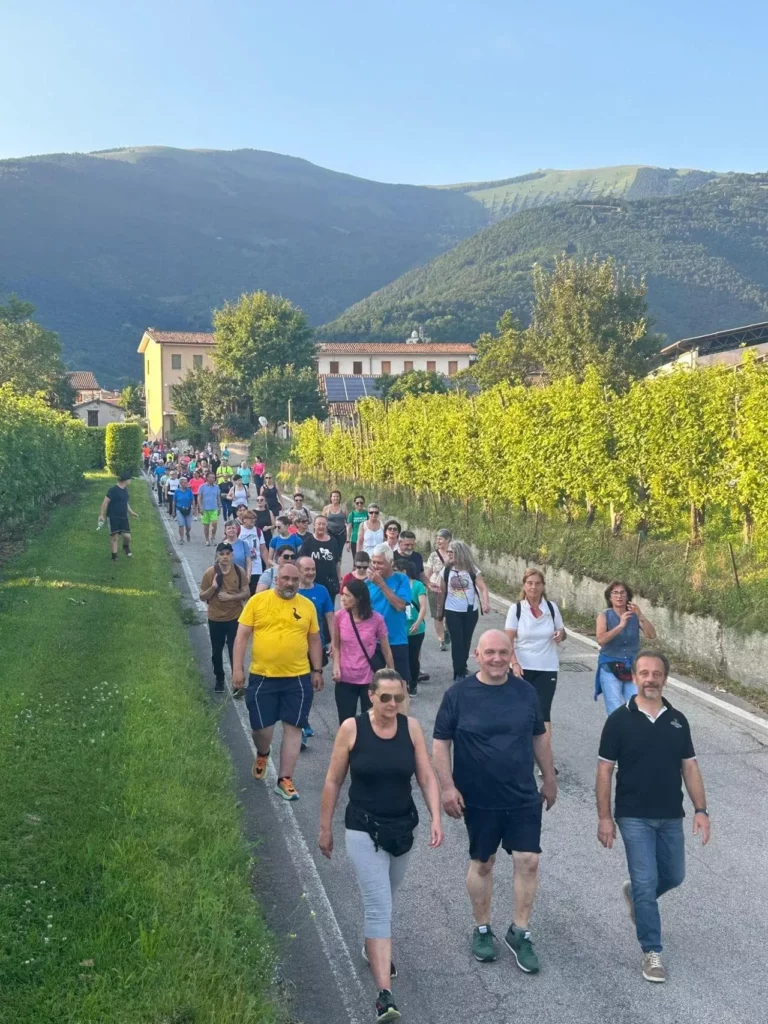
[97,519,104,531]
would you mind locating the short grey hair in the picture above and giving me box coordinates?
[371,543,394,563]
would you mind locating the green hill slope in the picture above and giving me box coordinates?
[440,165,720,219]
[0,147,486,383]
[319,176,768,345]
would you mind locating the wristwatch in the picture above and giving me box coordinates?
[694,808,709,816]
[311,668,323,675]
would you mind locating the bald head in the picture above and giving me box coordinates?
[475,629,513,684]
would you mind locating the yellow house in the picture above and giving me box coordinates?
[138,329,215,440]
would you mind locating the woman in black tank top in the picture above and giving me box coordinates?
[319,670,442,1023]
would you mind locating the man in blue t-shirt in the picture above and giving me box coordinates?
[432,629,556,974]
[365,544,413,687]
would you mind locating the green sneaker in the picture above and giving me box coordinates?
[472,926,497,962]
[504,926,540,973]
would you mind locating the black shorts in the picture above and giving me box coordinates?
[245,673,313,730]
[464,803,542,862]
[522,669,558,722]
[109,518,130,536]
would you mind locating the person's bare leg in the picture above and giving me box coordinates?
[203,521,210,543]
[121,530,132,553]
[511,852,540,929]
[178,523,185,541]
[467,857,495,924]
[251,725,274,757]
[279,723,303,777]
[433,615,445,644]
[110,533,119,556]
[210,520,218,542]
[366,938,392,991]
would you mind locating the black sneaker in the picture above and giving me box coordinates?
[214,680,225,692]
[375,989,400,1023]
[111,553,118,561]
[407,685,417,697]
[362,945,397,978]
[418,672,430,682]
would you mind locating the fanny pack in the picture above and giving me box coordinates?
[607,660,633,683]
[345,802,419,857]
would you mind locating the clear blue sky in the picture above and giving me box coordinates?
[3,0,767,184]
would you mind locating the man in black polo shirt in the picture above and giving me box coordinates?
[596,650,711,984]
[433,629,556,973]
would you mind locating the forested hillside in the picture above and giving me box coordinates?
[0,147,486,383]
[320,177,768,344]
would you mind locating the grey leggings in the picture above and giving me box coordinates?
[345,828,412,939]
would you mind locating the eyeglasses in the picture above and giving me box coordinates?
[355,500,364,505]
[354,563,368,569]
[376,693,406,704]
[610,589,627,596]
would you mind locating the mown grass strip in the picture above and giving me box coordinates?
[0,474,279,1023]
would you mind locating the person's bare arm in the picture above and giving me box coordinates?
[410,591,427,633]
[595,759,616,848]
[308,632,324,691]
[331,615,341,681]
[324,612,334,652]
[98,495,110,520]
[259,542,269,567]
[596,611,632,646]
[380,635,394,669]
[475,573,490,614]
[255,573,271,593]
[126,503,139,518]
[632,603,657,640]
[533,731,557,809]
[408,719,443,848]
[232,623,253,689]
[682,758,711,844]
[432,737,464,818]
[319,719,355,857]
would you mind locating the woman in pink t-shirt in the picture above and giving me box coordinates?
[332,578,393,725]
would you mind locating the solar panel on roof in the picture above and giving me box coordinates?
[323,376,382,402]
[324,378,350,401]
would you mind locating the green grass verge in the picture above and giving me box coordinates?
[0,473,279,1024]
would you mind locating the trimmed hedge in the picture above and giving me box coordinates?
[105,422,142,476]
[0,384,88,530]
[83,427,106,470]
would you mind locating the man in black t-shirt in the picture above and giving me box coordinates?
[596,650,711,984]
[98,472,139,561]
[396,530,428,587]
[298,514,342,601]
[433,629,556,973]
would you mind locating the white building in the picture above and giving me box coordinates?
[316,339,476,377]
[72,398,126,427]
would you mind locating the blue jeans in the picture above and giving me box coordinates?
[617,817,685,953]
[600,665,637,715]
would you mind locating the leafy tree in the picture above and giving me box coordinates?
[461,311,537,389]
[514,255,660,390]
[118,381,144,417]
[213,292,315,389]
[0,295,74,408]
[251,364,327,428]
[171,367,240,445]
[376,370,448,401]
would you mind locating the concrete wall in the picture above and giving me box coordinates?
[296,480,768,692]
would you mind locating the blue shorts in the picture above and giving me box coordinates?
[245,673,313,730]
[464,803,542,862]
[176,509,193,527]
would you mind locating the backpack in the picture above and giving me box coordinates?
[514,599,556,625]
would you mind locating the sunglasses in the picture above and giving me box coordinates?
[281,554,295,560]
[354,563,368,569]
[368,509,379,514]
[355,500,364,504]
[376,693,406,704]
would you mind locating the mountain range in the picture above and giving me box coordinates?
[1,147,767,384]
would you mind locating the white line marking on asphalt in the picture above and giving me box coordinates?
[487,588,768,734]
[151,484,367,1024]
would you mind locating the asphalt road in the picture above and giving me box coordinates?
[154,488,768,1024]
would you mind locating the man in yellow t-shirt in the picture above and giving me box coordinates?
[233,561,323,801]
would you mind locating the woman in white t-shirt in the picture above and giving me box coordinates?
[504,567,566,746]
[437,540,490,681]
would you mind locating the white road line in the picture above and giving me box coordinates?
[152,484,367,1024]
[487,588,768,734]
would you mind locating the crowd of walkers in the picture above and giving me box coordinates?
[102,441,711,1023]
